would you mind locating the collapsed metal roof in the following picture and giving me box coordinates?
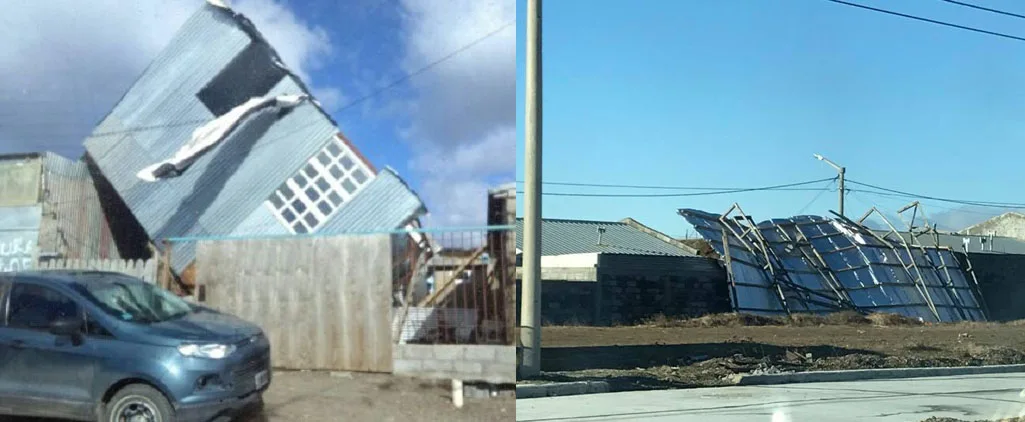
[82,2,426,272]
[679,203,987,322]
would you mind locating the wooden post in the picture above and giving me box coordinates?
[162,240,174,293]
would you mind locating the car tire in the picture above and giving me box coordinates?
[102,384,175,422]
[241,394,265,417]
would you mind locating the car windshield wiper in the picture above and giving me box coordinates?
[165,310,190,321]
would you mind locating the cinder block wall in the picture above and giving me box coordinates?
[393,344,515,384]
[515,279,596,325]
[597,254,730,325]
[957,252,1025,321]
[515,255,731,326]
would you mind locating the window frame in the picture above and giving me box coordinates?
[265,137,375,234]
[5,282,84,333]
[0,277,11,327]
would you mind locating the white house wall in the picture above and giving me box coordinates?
[541,252,599,268]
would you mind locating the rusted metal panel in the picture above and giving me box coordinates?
[37,153,120,261]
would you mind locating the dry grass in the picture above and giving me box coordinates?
[823,311,872,325]
[642,313,783,328]
[867,312,923,326]
[639,311,928,328]
[903,341,941,352]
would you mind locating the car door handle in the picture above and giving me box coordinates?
[9,340,25,349]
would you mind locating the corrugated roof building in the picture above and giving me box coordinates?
[0,153,122,272]
[82,1,426,274]
[515,217,696,257]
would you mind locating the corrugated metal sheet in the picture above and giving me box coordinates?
[82,3,424,272]
[680,208,986,322]
[38,153,120,261]
[317,168,426,234]
[514,218,694,256]
[0,205,41,272]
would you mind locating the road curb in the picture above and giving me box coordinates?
[516,381,610,399]
[732,363,1025,386]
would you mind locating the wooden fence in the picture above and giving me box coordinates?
[194,236,393,373]
[36,259,158,283]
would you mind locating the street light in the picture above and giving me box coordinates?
[814,154,845,217]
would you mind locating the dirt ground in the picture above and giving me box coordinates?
[534,312,1025,392]
[2,371,513,422]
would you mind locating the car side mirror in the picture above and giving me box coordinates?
[50,316,83,337]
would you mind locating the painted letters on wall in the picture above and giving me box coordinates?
[0,205,42,272]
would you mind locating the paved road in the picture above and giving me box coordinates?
[517,373,1025,422]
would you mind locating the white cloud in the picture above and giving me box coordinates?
[398,0,515,227]
[233,0,345,110]
[0,0,339,157]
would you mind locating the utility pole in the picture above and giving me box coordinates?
[520,0,542,378]
[813,154,845,217]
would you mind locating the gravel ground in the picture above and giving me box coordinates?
[252,371,513,422]
[533,313,1025,392]
[1,371,513,422]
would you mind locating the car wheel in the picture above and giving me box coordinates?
[103,384,174,422]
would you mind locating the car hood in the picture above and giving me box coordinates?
[140,309,262,345]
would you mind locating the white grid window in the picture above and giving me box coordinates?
[266,138,373,234]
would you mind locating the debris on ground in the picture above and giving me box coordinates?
[537,318,1025,392]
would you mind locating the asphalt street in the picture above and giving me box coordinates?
[516,373,1025,422]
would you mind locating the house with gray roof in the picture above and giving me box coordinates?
[514,217,729,326]
[81,1,426,284]
[514,217,697,268]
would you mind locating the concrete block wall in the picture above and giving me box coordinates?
[957,252,1025,321]
[598,254,730,325]
[393,344,515,384]
[515,279,598,326]
[514,255,732,326]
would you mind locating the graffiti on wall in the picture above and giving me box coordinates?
[0,235,34,272]
[0,205,42,273]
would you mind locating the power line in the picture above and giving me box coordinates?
[796,179,836,215]
[75,20,513,141]
[850,188,1017,217]
[846,179,1025,208]
[824,0,1025,42]
[850,187,1025,209]
[516,177,836,198]
[939,0,1025,20]
[514,180,832,192]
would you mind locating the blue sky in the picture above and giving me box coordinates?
[515,0,1025,237]
[0,0,514,226]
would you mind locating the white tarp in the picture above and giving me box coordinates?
[137,94,308,182]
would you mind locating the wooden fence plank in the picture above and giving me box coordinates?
[194,235,392,372]
[35,258,158,282]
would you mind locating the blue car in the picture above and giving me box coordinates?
[0,270,271,422]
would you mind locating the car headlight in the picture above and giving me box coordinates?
[178,343,237,359]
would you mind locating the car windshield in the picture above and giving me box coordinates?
[72,275,193,324]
